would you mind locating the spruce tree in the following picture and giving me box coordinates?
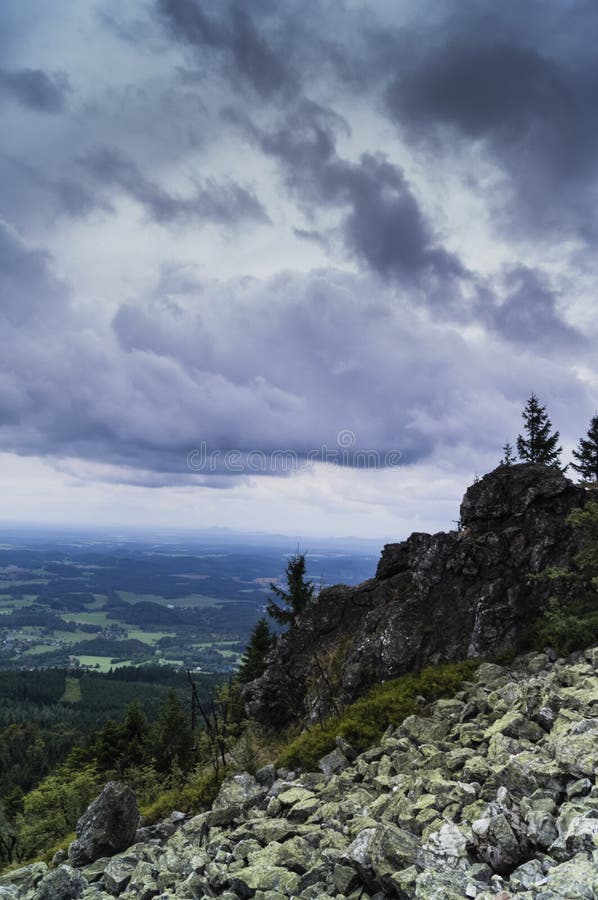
[153,690,194,774]
[237,618,274,684]
[516,393,562,465]
[266,552,315,626]
[121,700,150,769]
[500,442,516,466]
[571,414,598,482]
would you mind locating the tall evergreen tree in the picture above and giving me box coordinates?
[266,552,315,626]
[121,700,150,769]
[237,618,275,684]
[153,690,194,774]
[571,414,598,482]
[516,393,562,465]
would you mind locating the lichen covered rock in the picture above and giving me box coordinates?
[6,644,598,900]
[68,781,139,867]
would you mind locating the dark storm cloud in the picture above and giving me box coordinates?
[228,101,462,287]
[154,0,298,98]
[339,153,463,285]
[0,68,70,112]
[149,0,598,240]
[81,146,269,226]
[378,4,598,238]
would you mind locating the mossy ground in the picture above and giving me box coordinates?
[276,660,479,770]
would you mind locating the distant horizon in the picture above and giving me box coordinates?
[0,519,388,551]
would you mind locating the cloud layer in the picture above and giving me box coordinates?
[1,0,597,520]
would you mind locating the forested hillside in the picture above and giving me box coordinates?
[0,665,222,865]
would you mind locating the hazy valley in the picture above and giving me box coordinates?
[0,529,378,675]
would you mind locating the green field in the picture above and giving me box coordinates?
[192,640,240,650]
[75,656,133,672]
[0,579,48,587]
[117,591,222,608]
[88,595,108,609]
[22,644,56,656]
[3,596,38,610]
[68,611,112,626]
[60,676,82,703]
[127,629,175,645]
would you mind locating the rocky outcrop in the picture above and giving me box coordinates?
[246,464,587,728]
[69,781,139,867]
[4,645,598,899]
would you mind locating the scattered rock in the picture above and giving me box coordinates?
[318,747,349,775]
[7,642,598,899]
[35,865,87,900]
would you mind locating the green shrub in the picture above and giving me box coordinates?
[530,594,598,657]
[141,765,224,823]
[276,660,478,771]
[530,500,598,656]
[17,763,100,861]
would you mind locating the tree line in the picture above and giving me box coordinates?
[501,393,598,480]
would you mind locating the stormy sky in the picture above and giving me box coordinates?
[1,0,597,539]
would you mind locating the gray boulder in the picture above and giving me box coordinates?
[0,864,47,895]
[69,781,139,866]
[36,865,87,900]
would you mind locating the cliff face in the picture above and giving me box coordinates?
[245,464,586,729]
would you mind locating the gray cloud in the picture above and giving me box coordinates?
[97,9,162,48]
[0,68,70,112]
[486,266,584,352]
[52,177,113,219]
[378,7,598,239]
[146,0,598,242]
[228,101,463,288]
[0,220,68,327]
[81,146,269,226]
[154,0,298,98]
[0,224,592,484]
[0,154,113,223]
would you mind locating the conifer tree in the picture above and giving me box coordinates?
[237,618,274,684]
[571,414,598,482]
[516,393,562,465]
[153,689,194,774]
[500,442,516,466]
[121,700,150,768]
[266,552,315,626]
